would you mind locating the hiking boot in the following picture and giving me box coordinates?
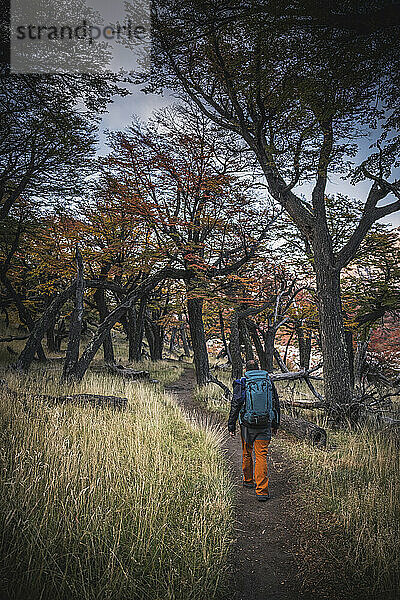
[243,482,255,489]
[256,493,270,501]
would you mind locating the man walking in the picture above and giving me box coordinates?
[228,359,280,501]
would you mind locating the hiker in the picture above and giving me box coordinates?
[228,359,280,502]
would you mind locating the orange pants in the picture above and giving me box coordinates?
[241,435,270,496]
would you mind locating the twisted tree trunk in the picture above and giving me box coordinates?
[314,261,353,419]
[240,320,255,363]
[62,248,85,382]
[1,272,46,361]
[15,284,76,372]
[218,309,231,363]
[187,295,210,385]
[179,315,191,357]
[295,321,312,370]
[94,287,115,365]
[229,309,243,379]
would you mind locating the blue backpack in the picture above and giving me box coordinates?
[239,370,274,427]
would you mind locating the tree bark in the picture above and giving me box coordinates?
[92,364,150,380]
[229,309,243,379]
[15,268,176,377]
[274,348,290,373]
[187,295,210,385]
[283,329,295,366]
[120,308,135,362]
[281,399,325,409]
[62,248,85,382]
[240,320,255,363]
[66,301,130,381]
[247,320,267,370]
[315,262,353,417]
[262,328,275,373]
[144,311,164,361]
[94,287,115,365]
[0,380,128,410]
[218,309,231,363]
[179,315,190,357]
[129,297,147,362]
[295,321,312,369]
[54,317,66,352]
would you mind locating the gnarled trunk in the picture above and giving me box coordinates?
[315,263,352,417]
[295,322,312,370]
[218,309,231,363]
[66,301,130,381]
[229,309,242,379]
[262,328,275,373]
[145,311,164,361]
[15,284,76,372]
[247,320,266,370]
[239,320,254,363]
[94,287,115,365]
[187,295,210,385]
[128,297,147,362]
[179,315,190,357]
[1,272,46,361]
[62,248,85,382]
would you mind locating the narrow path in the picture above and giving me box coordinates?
[166,367,313,600]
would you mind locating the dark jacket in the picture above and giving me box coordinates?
[228,375,280,439]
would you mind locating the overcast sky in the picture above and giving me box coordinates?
[98,84,400,229]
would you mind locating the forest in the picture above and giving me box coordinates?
[1,1,400,599]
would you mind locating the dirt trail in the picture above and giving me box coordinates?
[166,367,315,600]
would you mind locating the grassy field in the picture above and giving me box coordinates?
[0,360,233,600]
[198,366,400,599]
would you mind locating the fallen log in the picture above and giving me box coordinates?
[214,362,232,371]
[91,364,150,380]
[45,393,127,410]
[0,380,127,410]
[280,413,327,448]
[208,372,232,398]
[0,335,30,342]
[281,400,325,409]
[112,365,150,379]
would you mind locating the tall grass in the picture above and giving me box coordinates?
[0,365,233,600]
[276,408,400,598]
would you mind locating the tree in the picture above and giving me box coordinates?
[101,107,276,384]
[0,71,122,220]
[212,261,307,377]
[0,68,123,359]
[141,0,400,418]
